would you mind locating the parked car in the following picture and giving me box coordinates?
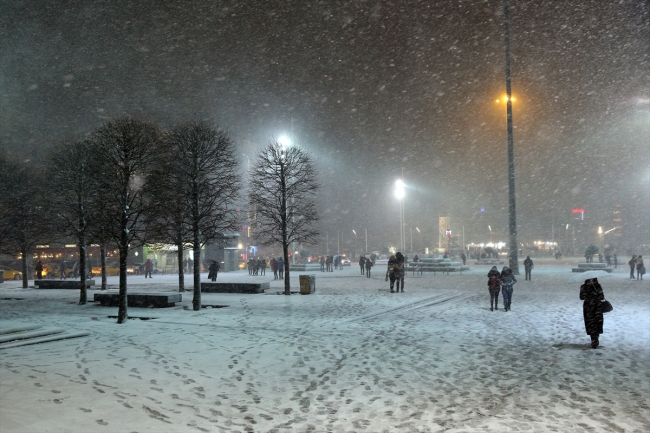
[91,265,120,277]
[0,265,23,280]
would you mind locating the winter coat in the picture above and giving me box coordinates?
[277,258,284,270]
[523,257,533,270]
[387,255,399,275]
[359,257,365,267]
[270,258,278,271]
[499,266,517,290]
[394,252,405,277]
[636,256,644,271]
[579,279,604,335]
[487,266,501,291]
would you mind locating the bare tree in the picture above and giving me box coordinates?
[0,156,50,288]
[147,140,192,292]
[161,122,241,310]
[46,140,96,304]
[89,117,161,323]
[248,141,320,295]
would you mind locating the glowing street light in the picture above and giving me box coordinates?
[278,135,291,150]
[395,179,405,252]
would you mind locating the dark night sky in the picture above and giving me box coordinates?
[1,0,648,253]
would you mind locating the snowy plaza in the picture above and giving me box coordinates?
[1,258,649,433]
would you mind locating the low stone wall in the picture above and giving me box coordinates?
[201,282,269,294]
[34,279,96,289]
[94,292,182,307]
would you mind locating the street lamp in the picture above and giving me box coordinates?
[395,179,405,253]
[499,0,519,274]
[416,227,420,253]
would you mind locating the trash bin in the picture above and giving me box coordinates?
[299,274,315,295]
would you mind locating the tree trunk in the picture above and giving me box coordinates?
[192,243,201,310]
[177,241,185,292]
[283,243,291,295]
[116,220,129,323]
[78,241,87,305]
[100,244,107,290]
[21,247,28,289]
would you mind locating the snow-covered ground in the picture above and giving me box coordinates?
[1,257,648,433]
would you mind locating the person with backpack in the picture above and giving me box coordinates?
[359,256,366,275]
[636,255,645,280]
[499,265,517,311]
[487,266,501,311]
[387,255,399,292]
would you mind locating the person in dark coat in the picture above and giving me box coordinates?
[208,260,219,281]
[59,261,67,279]
[499,266,517,311]
[35,260,44,280]
[387,255,399,292]
[359,256,366,275]
[277,257,284,279]
[460,252,467,265]
[579,278,605,348]
[394,252,405,292]
[364,256,373,278]
[144,259,153,278]
[628,255,637,279]
[487,266,501,311]
[523,256,533,281]
[260,258,267,276]
[270,257,278,279]
[320,255,325,272]
[636,255,645,280]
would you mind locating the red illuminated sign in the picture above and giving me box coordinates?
[571,209,585,213]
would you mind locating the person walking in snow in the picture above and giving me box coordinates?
[487,265,501,311]
[359,256,366,275]
[320,255,325,272]
[579,278,605,348]
[523,255,534,281]
[628,255,637,279]
[636,255,645,280]
[394,252,405,292]
[277,257,284,279]
[208,260,219,281]
[499,265,517,311]
[364,256,373,278]
[270,257,278,279]
[260,257,266,275]
[144,258,153,278]
[387,254,399,292]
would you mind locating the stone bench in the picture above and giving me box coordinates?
[577,263,607,269]
[200,282,269,294]
[94,292,181,308]
[571,267,613,273]
[34,279,96,289]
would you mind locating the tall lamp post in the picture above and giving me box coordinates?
[395,179,405,253]
[503,0,519,274]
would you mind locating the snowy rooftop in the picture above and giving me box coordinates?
[1,257,648,432]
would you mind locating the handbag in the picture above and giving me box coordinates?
[600,299,613,313]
